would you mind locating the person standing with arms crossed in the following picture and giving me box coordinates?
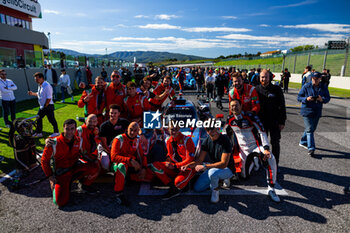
[0,69,17,128]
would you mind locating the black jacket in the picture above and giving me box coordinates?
[255,83,286,127]
[44,68,58,84]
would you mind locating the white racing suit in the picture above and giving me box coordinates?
[226,113,277,187]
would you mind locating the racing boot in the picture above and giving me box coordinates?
[267,185,280,203]
[116,192,130,206]
[162,184,181,200]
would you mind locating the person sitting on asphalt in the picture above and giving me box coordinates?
[122,81,151,125]
[182,125,235,204]
[98,104,130,171]
[229,72,260,116]
[226,99,280,203]
[149,76,176,111]
[150,122,196,200]
[41,119,99,207]
[104,70,127,116]
[110,122,153,206]
[77,76,106,126]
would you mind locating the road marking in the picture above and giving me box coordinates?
[138,183,288,196]
[0,169,16,183]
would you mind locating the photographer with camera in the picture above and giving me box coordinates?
[297,72,330,157]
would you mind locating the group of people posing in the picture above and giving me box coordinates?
[8,64,330,208]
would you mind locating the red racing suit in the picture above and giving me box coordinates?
[150,132,196,189]
[110,133,153,193]
[122,93,151,123]
[105,82,126,114]
[77,85,106,126]
[76,124,100,162]
[149,83,176,111]
[41,134,99,207]
[226,113,277,187]
[228,84,260,115]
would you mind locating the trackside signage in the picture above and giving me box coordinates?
[1,0,42,18]
[143,110,222,129]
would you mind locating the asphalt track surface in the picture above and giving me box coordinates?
[1,88,349,232]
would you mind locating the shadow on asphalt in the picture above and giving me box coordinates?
[313,147,350,159]
[2,164,349,224]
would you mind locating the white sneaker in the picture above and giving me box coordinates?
[253,156,260,171]
[211,189,220,203]
[221,179,230,189]
[50,132,60,137]
[299,143,308,150]
[267,186,281,203]
[32,133,43,138]
[60,100,65,103]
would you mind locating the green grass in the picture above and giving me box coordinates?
[154,59,220,66]
[286,82,350,98]
[0,90,85,175]
[215,52,350,76]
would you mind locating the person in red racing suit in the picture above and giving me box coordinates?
[76,114,101,170]
[77,76,106,126]
[149,76,176,111]
[150,122,196,200]
[225,99,280,203]
[176,68,186,93]
[41,119,99,207]
[110,122,153,205]
[122,81,150,125]
[105,70,127,115]
[229,73,260,115]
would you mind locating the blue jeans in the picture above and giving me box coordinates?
[2,99,16,125]
[51,84,57,100]
[194,167,233,192]
[300,116,320,151]
[60,86,72,101]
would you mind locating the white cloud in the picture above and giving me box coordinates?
[139,24,181,30]
[43,9,61,15]
[135,15,149,18]
[259,24,270,27]
[116,24,128,28]
[222,16,238,19]
[182,27,251,32]
[217,33,347,48]
[155,14,179,20]
[279,24,350,33]
[54,37,243,54]
[270,0,317,9]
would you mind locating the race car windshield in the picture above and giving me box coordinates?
[163,107,197,125]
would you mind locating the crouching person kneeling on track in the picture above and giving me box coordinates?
[150,122,196,200]
[183,126,235,204]
[41,119,99,208]
[227,99,280,203]
[110,122,153,206]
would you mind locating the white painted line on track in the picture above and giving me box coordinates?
[0,169,16,183]
[138,183,288,196]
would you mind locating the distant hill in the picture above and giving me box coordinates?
[53,49,207,63]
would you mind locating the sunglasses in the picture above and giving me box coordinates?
[112,75,120,78]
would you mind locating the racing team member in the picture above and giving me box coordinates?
[122,81,151,125]
[255,69,286,165]
[150,122,196,200]
[76,114,100,165]
[41,119,99,207]
[77,76,105,126]
[110,122,153,206]
[98,104,130,171]
[176,68,186,93]
[149,76,176,111]
[105,70,126,115]
[226,99,280,203]
[229,72,260,115]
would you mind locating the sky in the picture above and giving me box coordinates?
[32,0,350,58]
